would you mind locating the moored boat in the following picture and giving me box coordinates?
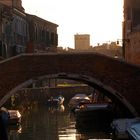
[111,117,140,139]
[75,103,113,132]
[47,95,65,106]
[68,94,91,111]
[8,110,21,125]
[127,121,140,140]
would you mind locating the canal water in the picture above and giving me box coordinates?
[8,103,113,140]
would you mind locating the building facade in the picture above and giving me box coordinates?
[26,14,58,53]
[0,0,28,57]
[11,8,29,56]
[0,0,58,58]
[123,0,140,65]
[74,34,91,51]
[0,3,12,58]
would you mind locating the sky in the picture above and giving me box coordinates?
[22,0,124,48]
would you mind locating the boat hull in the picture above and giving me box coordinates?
[75,104,113,132]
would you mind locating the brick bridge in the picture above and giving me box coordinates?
[0,52,140,116]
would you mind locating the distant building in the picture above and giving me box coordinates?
[74,34,91,51]
[123,0,140,65]
[92,42,122,58]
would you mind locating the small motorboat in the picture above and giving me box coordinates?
[68,94,91,111]
[75,103,113,132]
[8,110,21,125]
[127,121,140,140]
[111,117,140,139]
[47,95,64,106]
[57,95,65,105]
[1,107,21,125]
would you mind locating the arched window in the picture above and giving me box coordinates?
[34,24,38,41]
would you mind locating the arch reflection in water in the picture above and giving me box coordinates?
[8,103,112,140]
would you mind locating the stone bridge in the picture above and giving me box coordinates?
[0,52,140,116]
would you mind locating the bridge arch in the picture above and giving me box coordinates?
[0,72,138,117]
[0,53,140,116]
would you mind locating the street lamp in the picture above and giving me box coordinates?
[117,38,130,59]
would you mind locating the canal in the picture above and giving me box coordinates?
[7,103,112,140]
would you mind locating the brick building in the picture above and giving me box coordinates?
[123,0,140,65]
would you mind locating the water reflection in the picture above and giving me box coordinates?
[8,104,112,140]
[48,104,65,114]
